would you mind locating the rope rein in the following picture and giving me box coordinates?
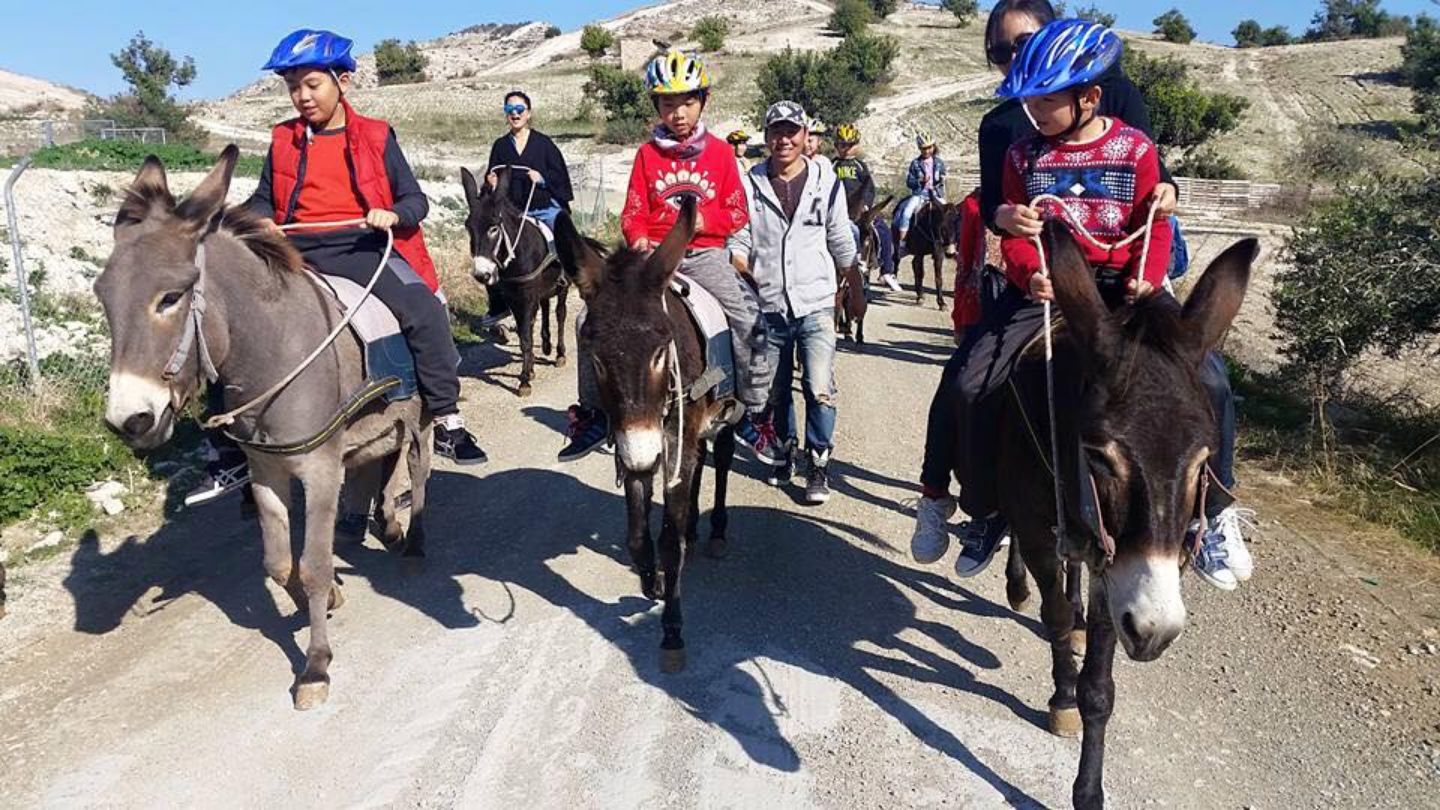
[203,217,393,429]
[659,292,685,490]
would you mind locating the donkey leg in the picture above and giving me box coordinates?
[707,427,735,559]
[0,560,6,620]
[540,295,554,358]
[337,460,380,544]
[658,454,698,674]
[934,248,947,311]
[1005,541,1033,612]
[1067,562,1088,658]
[1073,578,1119,810]
[554,288,568,367]
[624,473,658,600]
[402,421,432,568]
[685,439,707,560]
[294,462,343,710]
[517,303,537,397]
[1027,549,1081,737]
[912,255,924,303]
[374,450,405,551]
[250,463,302,611]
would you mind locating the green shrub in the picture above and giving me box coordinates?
[830,0,874,36]
[1123,50,1249,155]
[831,31,900,86]
[1069,4,1117,26]
[1262,25,1296,45]
[1402,15,1440,136]
[87,31,203,146]
[1305,0,1409,42]
[0,427,124,525]
[8,139,264,176]
[692,16,730,52]
[1153,9,1197,44]
[584,64,650,142]
[1289,128,1383,183]
[941,0,980,26]
[375,39,428,86]
[1234,19,1264,47]
[580,24,615,58]
[544,25,562,39]
[601,117,652,145]
[1175,147,1245,179]
[868,0,899,19]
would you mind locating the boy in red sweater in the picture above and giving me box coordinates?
[559,51,783,465]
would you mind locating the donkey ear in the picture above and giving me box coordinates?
[174,144,239,235]
[460,166,481,202]
[555,212,605,299]
[1182,237,1256,358]
[114,155,175,235]
[643,195,697,289]
[1045,219,1117,361]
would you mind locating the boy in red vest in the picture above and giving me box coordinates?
[249,30,484,465]
[558,50,783,465]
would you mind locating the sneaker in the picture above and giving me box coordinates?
[766,452,794,487]
[1190,520,1239,591]
[910,494,957,564]
[558,406,610,462]
[184,454,250,508]
[434,421,489,465]
[1214,506,1256,582]
[881,273,903,292]
[804,449,832,505]
[954,513,1009,578]
[734,412,786,466]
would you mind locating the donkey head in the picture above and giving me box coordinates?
[460,166,520,286]
[855,195,894,269]
[95,146,240,449]
[554,198,697,473]
[1045,220,1256,662]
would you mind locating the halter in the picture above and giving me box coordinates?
[160,241,222,411]
[481,165,559,284]
[658,291,686,490]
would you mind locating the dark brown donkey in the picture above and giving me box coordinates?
[986,221,1255,809]
[96,147,429,710]
[553,198,737,675]
[837,194,892,345]
[901,197,960,311]
[461,167,568,396]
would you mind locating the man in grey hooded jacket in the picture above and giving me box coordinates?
[729,100,857,504]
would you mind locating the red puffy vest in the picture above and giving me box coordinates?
[268,101,440,292]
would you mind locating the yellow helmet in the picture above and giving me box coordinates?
[726,129,750,144]
[835,123,860,144]
[646,50,712,96]
[916,132,938,149]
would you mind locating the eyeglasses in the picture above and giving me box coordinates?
[504,103,528,115]
[987,32,1034,66]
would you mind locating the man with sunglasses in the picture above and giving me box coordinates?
[479,90,575,328]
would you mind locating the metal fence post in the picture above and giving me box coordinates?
[5,156,42,388]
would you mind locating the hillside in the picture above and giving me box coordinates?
[0,69,91,153]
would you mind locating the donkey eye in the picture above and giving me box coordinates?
[651,348,668,370]
[1085,447,1121,480]
[156,290,185,313]
[486,226,501,240]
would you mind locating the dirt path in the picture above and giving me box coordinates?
[1,282,1437,808]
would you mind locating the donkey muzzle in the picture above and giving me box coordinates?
[614,425,663,473]
[105,371,176,449]
[473,255,499,285]
[1105,553,1187,662]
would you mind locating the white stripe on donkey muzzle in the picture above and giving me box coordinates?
[615,426,663,472]
[1105,553,1187,662]
[105,370,173,443]
[473,255,499,284]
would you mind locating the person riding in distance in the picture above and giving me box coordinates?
[803,120,832,170]
[728,129,752,172]
[557,50,784,467]
[892,133,947,257]
[477,90,575,329]
[831,123,900,291]
[729,101,857,504]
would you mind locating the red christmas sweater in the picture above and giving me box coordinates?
[620,131,748,250]
[1000,119,1172,292]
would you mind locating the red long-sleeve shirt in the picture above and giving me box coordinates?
[620,133,749,249]
[1000,120,1172,292]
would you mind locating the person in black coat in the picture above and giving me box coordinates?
[478,90,575,326]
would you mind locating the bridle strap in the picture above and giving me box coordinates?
[162,241,220,387]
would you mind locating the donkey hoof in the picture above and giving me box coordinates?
[1049,706,1081,738]
[327,585,346,612]
[554,355,568,368]
[1070,629,1088,659]
[705,534,729,559]
[402,553,426,577]
[1007,590,1033,613]
[293,678,330,711]
[518,383,533,398]
[659,647,687,674]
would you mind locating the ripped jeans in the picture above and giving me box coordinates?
[764,308,838,453]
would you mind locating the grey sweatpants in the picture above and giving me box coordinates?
[577,247,772,412]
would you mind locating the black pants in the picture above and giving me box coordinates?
[292,230,461,417]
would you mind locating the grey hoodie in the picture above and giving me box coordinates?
[728,155,857,320]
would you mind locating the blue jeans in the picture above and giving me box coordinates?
[529,201,563,231]
[852,221,896,276]
[764,309,838,453]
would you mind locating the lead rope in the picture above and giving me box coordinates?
[659,293,684,489]
[204,217,393,429]
[489,165,538,267]
[1029,195,1162,561]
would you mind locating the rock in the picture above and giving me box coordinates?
[28,530,63,553]
[101,498,125,516]
[86,480,127,501]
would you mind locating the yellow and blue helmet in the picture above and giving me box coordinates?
[646,50,711,96]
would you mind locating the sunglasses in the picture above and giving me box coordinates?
[504,103,528,116]
[987,32,1034,66]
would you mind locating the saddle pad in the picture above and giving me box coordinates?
[306,269,417,402]
[670,275,735,401]
[525,216,556,254]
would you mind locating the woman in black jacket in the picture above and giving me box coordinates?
[479,90,576,326]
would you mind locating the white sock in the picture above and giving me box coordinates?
[436,413,465,432]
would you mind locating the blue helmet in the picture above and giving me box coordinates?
[262,29,357,74]
[996,19,1122,99]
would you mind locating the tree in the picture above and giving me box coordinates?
[1273,174,1440,441]
[580,24,615,58]
[868,0,899,19]
[544,25,562,39]
[584,64,651,143]
[374,39,427,86]
[692,16,730,52]
[88,31,203,145]
[1070,4,1118,27]
[1261,25,1296,46]
[830,31,901,86]
[830,0,875,36]
[941,0,981,27]
[754,34,897,129]
[1153,9,1197,44]
[1234,19,1264,47]
[1123,50,1249,155]
[1305,0,1407,41]
[1401,15,1440,136]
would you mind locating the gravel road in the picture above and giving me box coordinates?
[1,282,1437,808]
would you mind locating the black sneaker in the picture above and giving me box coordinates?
[435,425,489,465]
[954,513,1009,577]
[184,454,251,508]
[558,406,610,462]
[765,454,794,487]
[804,449,832,505]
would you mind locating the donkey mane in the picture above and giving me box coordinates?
[217,205,304,276]
[1116,294,1191,363]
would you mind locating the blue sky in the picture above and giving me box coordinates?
[4,0,1435,100]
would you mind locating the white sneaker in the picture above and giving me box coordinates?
[910,495,957,564]
[1214,506,1256,582]
[881,274,903,292]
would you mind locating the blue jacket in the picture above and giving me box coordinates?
[906,155,947,199]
